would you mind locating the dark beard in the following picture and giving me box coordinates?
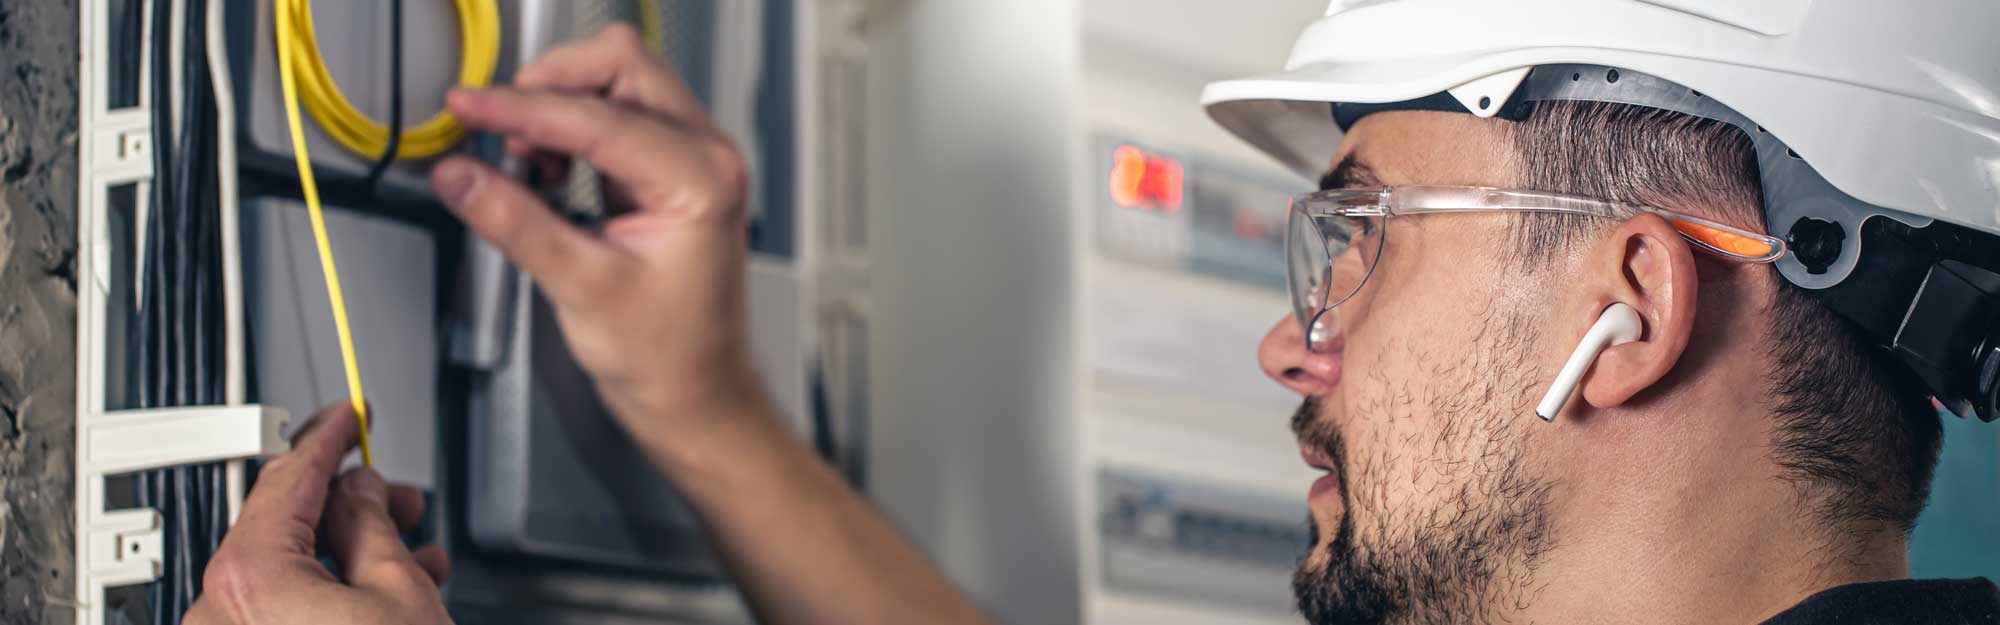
[1288,315,1557,625]
[1290,398,1397,624]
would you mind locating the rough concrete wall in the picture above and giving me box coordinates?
[0,0,79,622]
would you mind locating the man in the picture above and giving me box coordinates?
[190,2,2000,624]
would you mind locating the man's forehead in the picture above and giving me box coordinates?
[1322,110,1517,189]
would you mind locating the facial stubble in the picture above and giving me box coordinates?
[1290,312,1558,625]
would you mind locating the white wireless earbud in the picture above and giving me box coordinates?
[1536,303,1644,422]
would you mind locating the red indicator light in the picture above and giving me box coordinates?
[1109,145,1184,212]
[1233,208,1268,240]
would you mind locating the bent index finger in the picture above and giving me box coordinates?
[432,156,628,306]
[514,23,707,122]
[231,402,361,553]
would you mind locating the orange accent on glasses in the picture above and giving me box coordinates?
[1673,220,1776,258]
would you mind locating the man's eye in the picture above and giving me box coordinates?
[1341,215,1374,236]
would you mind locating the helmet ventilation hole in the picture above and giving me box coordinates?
[1606,69,1621,83]
[1478,96,1492,110]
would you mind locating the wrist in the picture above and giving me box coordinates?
[597,373,790,477]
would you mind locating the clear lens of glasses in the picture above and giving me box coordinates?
[1286,206,1382,351]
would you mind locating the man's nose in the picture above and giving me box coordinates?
[1258,315,1342,396]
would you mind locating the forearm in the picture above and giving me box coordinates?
[631,394,992,625]
[433,23,977,625]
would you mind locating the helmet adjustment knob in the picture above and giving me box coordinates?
[1789,217,1845,275]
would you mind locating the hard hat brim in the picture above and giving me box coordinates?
[1203,50,2000,240]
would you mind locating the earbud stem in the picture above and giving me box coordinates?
[1536,303,1644,422]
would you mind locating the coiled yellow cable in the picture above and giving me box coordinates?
[273,0,498,464]
[279,0,501,160]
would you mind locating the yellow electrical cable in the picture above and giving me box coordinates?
[278,0,501,160]
[273,0,502,466]
[276,0,371,464]
[638,0,665,54]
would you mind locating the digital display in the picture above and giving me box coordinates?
[1094,135,1301,291]
[1109,144,1185,212]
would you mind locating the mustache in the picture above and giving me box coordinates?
[1291,396,1348,481]
[1290,396,1318,441]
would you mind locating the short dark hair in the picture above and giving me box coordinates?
[1506,100,1943,542]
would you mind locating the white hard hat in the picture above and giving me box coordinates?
[1203,0,2000,420]
[1204,0,2000,285]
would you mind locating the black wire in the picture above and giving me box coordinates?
[147,0,174,413]
[171,467,194,618]
[166,0,202,616]
[139,1,229,620]
[206,463,228,567]
[362,0,404,192]
[143,0,176,620]
[111,0,146,107]
[178,0,227,618]
[173,0,206,412]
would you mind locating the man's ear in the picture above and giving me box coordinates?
[1579,213,1698,409]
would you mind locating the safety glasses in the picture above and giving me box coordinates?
[1287,185,1787,351]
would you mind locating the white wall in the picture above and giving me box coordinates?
[865,2,1086,623]
[1083,0,1326,162]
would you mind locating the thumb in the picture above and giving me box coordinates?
[323,468,437,601]
[432,156,626,305]
[181,597,231,625]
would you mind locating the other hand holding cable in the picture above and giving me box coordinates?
[431,24,762,456]
[186,402,450,625]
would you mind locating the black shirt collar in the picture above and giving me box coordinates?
[1761,578,2000,624]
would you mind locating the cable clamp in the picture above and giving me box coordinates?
[75,406,290,599]
[84,406,292,475]
[85,509,164,590]
[86,110,153,176]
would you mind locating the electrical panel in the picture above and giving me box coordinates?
[1086,135,1303,407]
[76,0,823,623]
[1097,468,1308,614]
[462,260,808,578]
[1092,135,1294,292]
[243,198,439,490]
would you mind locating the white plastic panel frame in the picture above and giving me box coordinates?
[77,407,292,596]
[74,0,290,623]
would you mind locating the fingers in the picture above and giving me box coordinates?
[443,87,746,224]
[182,599,227,625]
[388,484,426,534]
[431,157,626,304]
[513,23,707,121]
[389,483,449,584]
[412,544,452,585]
[200,405,361,624]
[324,468,439,599]
[231,402,362,556]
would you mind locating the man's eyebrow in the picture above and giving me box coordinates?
[1317,155,1382,191]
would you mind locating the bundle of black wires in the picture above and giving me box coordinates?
[128,1,414,619]
[131,0,231,621]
